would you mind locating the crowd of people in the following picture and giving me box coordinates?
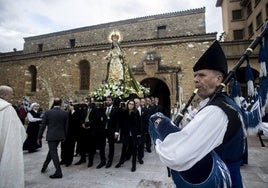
[58,96,164,173]
[11,94,166,179]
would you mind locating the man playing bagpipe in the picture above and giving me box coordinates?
[149,41,245,188]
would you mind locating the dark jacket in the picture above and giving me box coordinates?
[120,110,140,145]
[38,107,69,141]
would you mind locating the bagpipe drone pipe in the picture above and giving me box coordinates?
[149,22,268,187]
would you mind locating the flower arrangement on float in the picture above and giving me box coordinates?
[90,81,150,101]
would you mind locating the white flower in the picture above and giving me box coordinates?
[112,85,118,90]
[90,81,150,100]
[104,90,111,97]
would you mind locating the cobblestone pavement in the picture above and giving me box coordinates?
[24,135,268,188]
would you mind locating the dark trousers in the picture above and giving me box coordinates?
[78,128,90,161]
[88,131,106,163]
[43,141,62,175]
[96,131,106,163]
[137,138,144,161]
[145,133,152,151]
[61,136,75,165]
[105,129,115,162]
[118,138,137,168]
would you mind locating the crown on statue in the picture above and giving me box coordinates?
[111,33,119,41]
[108,30,122,43]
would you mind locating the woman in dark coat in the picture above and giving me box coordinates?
[115,99,140,172]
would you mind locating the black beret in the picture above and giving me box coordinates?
[193,40,227,76]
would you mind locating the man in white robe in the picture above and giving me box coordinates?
[0,85,26,188]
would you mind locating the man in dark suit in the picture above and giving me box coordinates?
[74,98,96,167]
[38,98,69,179]
[134,98,145,164]
[144,97,154,152]
[103,96,119,168]
[88,102,107,169]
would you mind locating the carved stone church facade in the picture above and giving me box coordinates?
[0,7,260,112]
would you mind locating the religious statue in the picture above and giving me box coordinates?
[105,33,124,83]
[90,30,150,100]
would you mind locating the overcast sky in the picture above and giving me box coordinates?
[0,0,223,52]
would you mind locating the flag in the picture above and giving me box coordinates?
[258,35,268,114]
[258,77,268,113]
[258,42,268,77]
[230,78,241,107]
[246,95,262,135]
[229,64,262,134]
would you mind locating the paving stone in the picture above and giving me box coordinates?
[24,136,268,188]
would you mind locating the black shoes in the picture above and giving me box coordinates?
[146,148,152,153]
[49,174,62,179]
[41,168,62,178]
[105,161,112,168]
[41,167,47,173]
[115,162,123,168]
[124,157,131,162]
[131,166,136,172]
[28,149,37,153]
[96,162,106,169]
[74,159,86,165]
[138,160,144,164]
[87,162,93,168]
[65,163,72,167]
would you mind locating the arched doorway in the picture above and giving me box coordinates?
[141,78,171,117]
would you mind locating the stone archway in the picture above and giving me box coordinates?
[141,78,171,117]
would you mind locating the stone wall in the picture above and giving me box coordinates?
[0,34,216,109]
[23,8,205,53]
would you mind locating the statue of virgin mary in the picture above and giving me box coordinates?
[90,31,149,100]
[104,31,147,98]
[105,32,124,82]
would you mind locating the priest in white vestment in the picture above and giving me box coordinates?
[0,85,27,188]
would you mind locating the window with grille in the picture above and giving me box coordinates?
[70,39,75,48]
[29,65,37,92]
[247,2,252,17]
[79,60,90,90]
[255,0,261,7]
[256,12,263,29]
[233,29,244,40]
[248,23,254,37]
[157,25,166,38]
[232,9,243,20]
[38,43,43,52]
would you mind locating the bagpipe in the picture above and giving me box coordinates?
[149,113,232,188]
[149,22,268,187]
